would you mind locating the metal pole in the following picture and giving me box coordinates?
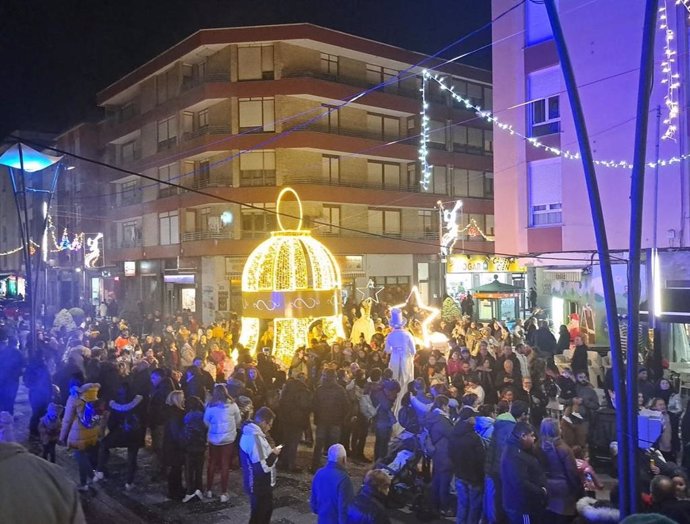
[544,0,629,514]
[626,1,659,513]
[651,108,663,380]
[438,201,445,301]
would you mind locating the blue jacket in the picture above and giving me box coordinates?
[426,409,454,473]
[311,461,354,524]
[485,412,515,477]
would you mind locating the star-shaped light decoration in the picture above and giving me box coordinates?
[356,278,385,303]
[392,285,440,347]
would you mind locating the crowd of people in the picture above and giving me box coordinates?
[1,299,690,524]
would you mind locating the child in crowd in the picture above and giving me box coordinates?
[38,403,64,462]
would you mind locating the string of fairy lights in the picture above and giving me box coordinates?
[659,0,681,141]
[0,214,84,257]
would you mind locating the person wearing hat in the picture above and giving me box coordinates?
[384,308,416,421]
[450,405,485,524]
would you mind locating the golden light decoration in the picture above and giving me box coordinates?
[393,285,440,347]
[239,187,345,365]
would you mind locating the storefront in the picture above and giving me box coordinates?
[0,274,26,299]
[444,255,527,313]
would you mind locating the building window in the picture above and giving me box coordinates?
[451,79,491,108]
[422,165,447,194]
[419,209,437,239]
[367,161,401,190]
[451,169,492,198]
[406,163,417,189]
[237,45,274,80]
[321,204,341,235]
[366,113,399,141]
[366,65,399,92]
[156,68,176,104]
[528,66,561,137]
[528,159,562,226]
[452,125,486,154]
[485,214,495,236]
[366,64,383,86]
[159,211,179,245]
[322,155,340,184]
[429,119,447,149]
[121,140,137,162]
[157,115,178,150]
[320,53,338,77]
[322,105,339,133]
[198,108,209,128]
[368,208,401,237]
[239,97,275,132]
[120,180,140,205]
[241,204,277,237]
[158,163,180,197]
[121,221,141,248]
[240,150,276,186]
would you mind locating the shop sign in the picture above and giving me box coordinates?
[124,261,136,276]
[446,255,526,274]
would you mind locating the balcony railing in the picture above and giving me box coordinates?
[157,137,178,152]
[158,186,181,198]
[182,125,231,141]
[120,192,143,206]
[281,69,420,98]
[117,238,143,249]
[181,72,231,92]
[184,174,233,190]
[182,230,233,242]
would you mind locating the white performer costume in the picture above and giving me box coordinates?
[350,298,376,344]
[385,308,416,428]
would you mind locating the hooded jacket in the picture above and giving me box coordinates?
[575,497,620,524]
[59,383,102,450]
[485,412,515,477]
[239,421,278,495]
[0,442,85,524]
[500,433,547,514]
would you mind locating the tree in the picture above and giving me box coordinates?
[441,296,461,322]
[53,308,76,333]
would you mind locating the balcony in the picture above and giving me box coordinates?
[181,72,230,92]
[158,186,182,198]
[309,227,441,242]
[182,125,231,142]
[281,69,420,98]
[120,192,143,206]
[182,229,233,242]
[184,174,233,190]
[117,238,143,249]
[157,137,178,152]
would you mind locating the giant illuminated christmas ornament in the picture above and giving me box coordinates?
[239,188,345,365]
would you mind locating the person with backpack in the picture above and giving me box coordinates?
[204,384,241,502]
[59,382,102,491]
[182,395,207,502]
[93,382,145,490]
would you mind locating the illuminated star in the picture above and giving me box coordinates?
[393,286,439,347]
[356,279,385,303]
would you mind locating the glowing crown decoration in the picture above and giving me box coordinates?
[239,188,345,365]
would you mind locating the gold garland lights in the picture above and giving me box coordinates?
[239,187,345,365]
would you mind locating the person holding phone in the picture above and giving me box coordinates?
[239,407,282,524]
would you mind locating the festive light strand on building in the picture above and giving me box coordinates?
[677,0,690,16]
[659,2,681,141]
[419,74,433,190]
[421,70,690,170]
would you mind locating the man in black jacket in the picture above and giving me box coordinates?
[148,369,174,479]
[450,406,485,524]
[311,368,350,472]
[500,421,547,524]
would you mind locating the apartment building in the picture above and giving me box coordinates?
[492,1,690,357]
[56,23,496,323]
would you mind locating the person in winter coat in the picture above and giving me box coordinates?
[204,384,241,502]
[0,441,86,524]
[557,325,571,354]
[311,368,350,472]
[346,468,392,524]
[38,402,63,462]
[148,370,174,479]
[182,396,207,503]
[570,336,589,376]
[535,321,558,361]
[500,421,548,524]
[94,382,146,490]
[0,331,25,415]
[59,382,102,491]
[23,349,53,438]
[450,406,485,524]
[311,444,355,524]
[163,390,186,500]
[536,418,582,522]
[240,407,282,524]
[370,378,400,461]
[277,376,313,472]
[426,395,454,517]
[182,366,209,403]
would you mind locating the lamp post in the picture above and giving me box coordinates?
[0,142,62,353]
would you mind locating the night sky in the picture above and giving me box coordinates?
[0,0,491,138]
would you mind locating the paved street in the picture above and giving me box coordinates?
[11,385,447,523]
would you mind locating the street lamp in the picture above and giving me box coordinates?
[0,142,62,353]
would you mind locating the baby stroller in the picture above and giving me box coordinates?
[375,430,429,510]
